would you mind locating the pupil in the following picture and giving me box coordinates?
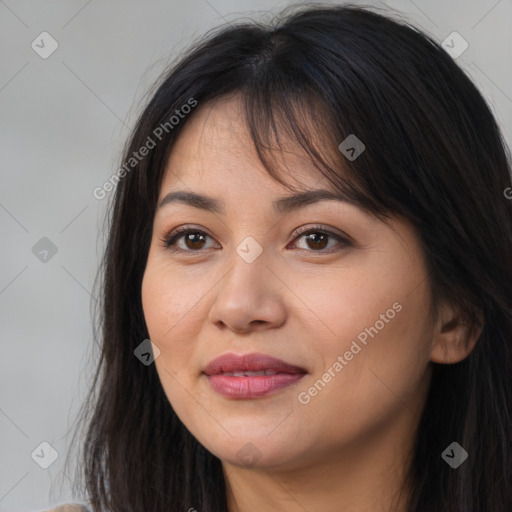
[187,233,204,249]
[308,233,327,250]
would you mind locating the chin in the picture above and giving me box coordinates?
[198,431,305,470]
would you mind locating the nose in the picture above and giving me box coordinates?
[207,247,287,334]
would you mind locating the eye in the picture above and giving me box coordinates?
[288,225,351,253]
[160,226,218,252]
[161,224,351,254]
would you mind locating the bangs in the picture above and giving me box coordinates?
[240,70,395,223]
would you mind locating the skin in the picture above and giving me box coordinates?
[141,94,481,512]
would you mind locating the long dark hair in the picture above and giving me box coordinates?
[65,3,512,511]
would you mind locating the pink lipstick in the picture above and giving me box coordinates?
[203,352,307,399]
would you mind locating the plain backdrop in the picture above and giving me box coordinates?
[1,0,511,510]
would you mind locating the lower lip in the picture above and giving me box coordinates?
[205,373,306,398]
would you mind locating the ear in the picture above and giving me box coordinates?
[430,301,484,364]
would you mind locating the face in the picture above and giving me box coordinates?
[141,95,437,471]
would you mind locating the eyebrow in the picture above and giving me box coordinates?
[158,189,357,215]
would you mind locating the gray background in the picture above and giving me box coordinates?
[1,1,511,510]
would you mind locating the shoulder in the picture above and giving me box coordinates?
[41,504,90,512]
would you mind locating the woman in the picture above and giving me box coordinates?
[60,3,512,511]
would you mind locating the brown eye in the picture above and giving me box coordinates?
[182,232,207,250]
[304,232,329,250]
[162,228,217,252]
[289,226,351,253]
[161,225,351,254]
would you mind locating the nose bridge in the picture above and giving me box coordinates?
[208,235,286,331]
[223,234,270,302]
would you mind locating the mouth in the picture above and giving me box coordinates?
[202,352,307,399]
[215,370,292,377]
[202,351,307,375]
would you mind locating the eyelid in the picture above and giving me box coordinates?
[290,224,352,243]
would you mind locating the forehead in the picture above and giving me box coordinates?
[160,94,339,196]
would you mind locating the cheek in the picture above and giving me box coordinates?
[313,253,433,367]
[292,259,432,419]
[141,262,205,381]
[141,262,206,414]
[142,260,203,340]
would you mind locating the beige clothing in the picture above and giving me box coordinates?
[43,504,90,512]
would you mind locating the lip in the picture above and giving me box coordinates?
[203,352,307,375]
[202,352,308,399]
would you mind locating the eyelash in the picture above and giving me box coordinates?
[160,224,351,254]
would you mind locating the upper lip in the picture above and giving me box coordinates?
[203,352,308,376]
